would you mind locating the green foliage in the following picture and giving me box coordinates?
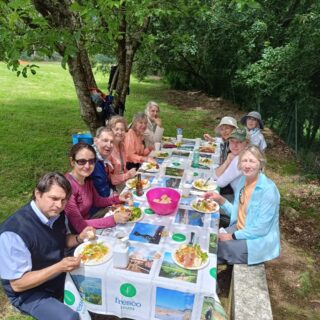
[135,0,320,156]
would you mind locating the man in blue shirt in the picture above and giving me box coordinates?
[0,172,95,320]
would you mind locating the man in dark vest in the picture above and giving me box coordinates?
[0,172,95,320]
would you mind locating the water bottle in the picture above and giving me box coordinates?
[192,150,199,168]
[176,127,183,142]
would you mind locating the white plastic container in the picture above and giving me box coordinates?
[113,237,129,268]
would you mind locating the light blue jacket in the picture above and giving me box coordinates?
[221,173,280,265]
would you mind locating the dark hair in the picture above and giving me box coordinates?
[69,142,96,160]
[32,172,72,200]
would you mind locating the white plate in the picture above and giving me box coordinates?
[74,241,112,266]
[126,177,151,189]
[113,206,144,224]
[191,198,220,214]
[192,179,217,191]
[199,157,213,167]
[141,162,160,173]
[171,247,210,270]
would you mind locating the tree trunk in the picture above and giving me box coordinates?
[113,3,150,115]
[32,0,101,133]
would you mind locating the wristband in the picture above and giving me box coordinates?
[232,233,237,240]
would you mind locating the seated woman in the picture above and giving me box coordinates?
[108,116,137,190]
[204,116,238,164]
[125,112,156,170]
[64,142,132,233]
[241,111,267,152]
[215,127,249,197]
[144,101,164,148]
[205,145,280,265]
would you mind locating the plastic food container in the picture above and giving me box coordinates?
[146,187,180,215]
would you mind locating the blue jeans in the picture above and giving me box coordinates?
[13,290,79,320]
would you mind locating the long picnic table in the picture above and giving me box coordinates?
[65,137,227,320]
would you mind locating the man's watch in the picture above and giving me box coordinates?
[232,233,237,240]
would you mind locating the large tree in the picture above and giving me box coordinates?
[0,0,163,132]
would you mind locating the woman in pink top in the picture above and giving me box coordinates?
[124,112,156,170]
[64,142,132,233]
[108,116,136,189]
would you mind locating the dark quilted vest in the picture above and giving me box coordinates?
[0,203,67,303]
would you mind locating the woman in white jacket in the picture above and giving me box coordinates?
[144,101,164,148]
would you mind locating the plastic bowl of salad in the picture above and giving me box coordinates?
[146,187,180,215]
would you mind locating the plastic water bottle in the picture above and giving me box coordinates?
[192,150,199,168]
[176,127,183,142]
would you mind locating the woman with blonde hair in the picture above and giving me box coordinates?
[124,112,156,170]
[108,116,137,190]
[205,145,280,265]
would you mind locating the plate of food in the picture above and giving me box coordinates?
[155,151,170,159]
[74,241,112,266]
[141,162,160,172]
[191,198,219,213]
[126,177,150,189]
[199,157,213,167]
[172,244,209,270]
[192,179,217,191]
[199,145,215,153]
[114,206,144,224]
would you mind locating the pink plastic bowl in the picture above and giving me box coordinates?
[146,187,181,215]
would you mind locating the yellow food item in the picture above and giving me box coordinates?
[80,243,108,263]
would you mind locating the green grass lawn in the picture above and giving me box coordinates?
[0,62,212,222]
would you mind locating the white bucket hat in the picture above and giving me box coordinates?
[215,116,238,133]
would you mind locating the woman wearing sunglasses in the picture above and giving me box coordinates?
[205,145,280,265]
[64,142,133,233]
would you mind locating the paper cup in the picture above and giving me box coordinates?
[181,183,192,197]
[155,142,161,151]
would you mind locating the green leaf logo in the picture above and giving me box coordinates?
[172,233,186,242]
[144,208,154,215]
[64,290,75,305]
[120,283,137,298]
[210,267,217,279]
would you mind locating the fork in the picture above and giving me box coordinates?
[203,177,211,186]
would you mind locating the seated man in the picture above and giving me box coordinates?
[0,172,95,320]
[91,127,115,197]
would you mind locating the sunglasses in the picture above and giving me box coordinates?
[74,158,96,166]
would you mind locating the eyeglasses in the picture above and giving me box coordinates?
[74,158,96,166]
[239,186,245,205]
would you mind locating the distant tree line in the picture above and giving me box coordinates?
[135,0,320,157]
